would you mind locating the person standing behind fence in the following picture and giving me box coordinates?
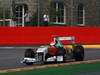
[43,14,49,26]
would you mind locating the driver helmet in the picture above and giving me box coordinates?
[50,42,55,46]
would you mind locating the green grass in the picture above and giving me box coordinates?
[0,62,100,75]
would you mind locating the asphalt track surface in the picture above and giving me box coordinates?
[0,47,100,70]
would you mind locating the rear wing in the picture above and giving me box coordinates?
[54,36,75,41]
[53,36,75,44]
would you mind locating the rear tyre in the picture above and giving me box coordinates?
[73,45,84,61]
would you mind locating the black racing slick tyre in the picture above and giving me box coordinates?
[45,53,51,60]
[73,45,84,61]
[24,48,35,58]
[24,49,35,65]
[25,62,33,65]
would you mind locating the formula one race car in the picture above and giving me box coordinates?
[21,36,84,65]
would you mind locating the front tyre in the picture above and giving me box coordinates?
[25,62,33,65]
[24,48,35,65]
[24,48,35,58]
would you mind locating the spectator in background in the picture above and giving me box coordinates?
[43,14,49,26]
